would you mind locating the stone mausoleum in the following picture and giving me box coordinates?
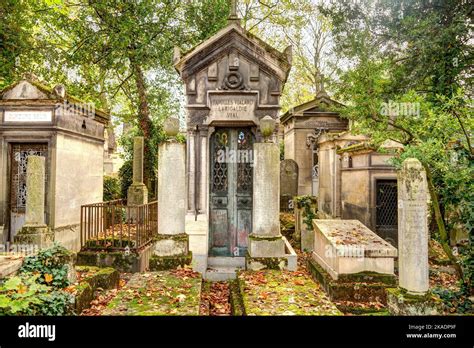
[280,86,348,196]
[0,78,108,251]
[174,8,295,275]
[281,87,403,247]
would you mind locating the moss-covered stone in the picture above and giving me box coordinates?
[149,251,192,271]
[246,252,288,271]
[307,257,395,304]
[77,266,120,290]
[248,234,284,242]
[76,250,140,272]
[154,233,188,242]
[74,282,94,314]
[386,287,441,315]
[229,279,245,316]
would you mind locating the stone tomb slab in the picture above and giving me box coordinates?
[312,219,397,280]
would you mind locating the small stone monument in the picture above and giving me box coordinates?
[246,116,291,270]
[152,117,191,269]
[386,158,438,315]
[127,137,148,206]
[307,219,398,303]
[280,159,298,212]
[14,156,54,248]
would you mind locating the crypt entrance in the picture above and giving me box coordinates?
[209,128,254,257]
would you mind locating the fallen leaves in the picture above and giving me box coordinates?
[200,282,231,316]
[239,270,341,316]
[80,273,130,316]
[44,273,53,284]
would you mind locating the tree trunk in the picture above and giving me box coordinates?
[424,164,465,281]
[131,61,153,186]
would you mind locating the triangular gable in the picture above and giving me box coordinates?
[175,23,291,84]
[0,79,109,122]
[1,80,51,100]
[281,94,344,123]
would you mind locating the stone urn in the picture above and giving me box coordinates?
[163,117,180,137]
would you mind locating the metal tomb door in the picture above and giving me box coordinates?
[9,143,48,241]
[375,179,398,247]
[209,128,254,257]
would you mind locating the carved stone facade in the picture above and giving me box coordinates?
[175,20,291,273]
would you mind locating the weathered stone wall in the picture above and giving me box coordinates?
[340,169,370,225]
[53,133,103,250]
[293,129,313,195]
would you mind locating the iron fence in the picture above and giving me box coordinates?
[80,199,158,251]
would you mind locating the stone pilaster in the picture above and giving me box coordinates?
[247,142,286,270]
[15,156,53,248]
[155,118,189,262]
[127,137,148,206]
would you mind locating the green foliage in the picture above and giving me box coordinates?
[279,142,285,161]
[118,159,133,200]
[432,287,473,314]
[19,243,72,289]
[103,176,122,202]
[320,0,472,99]
[0,274,74,316]
[294,195,317,230]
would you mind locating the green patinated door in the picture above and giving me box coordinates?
[209,128,254,257]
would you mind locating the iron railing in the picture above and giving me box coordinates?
[80,199,158,251]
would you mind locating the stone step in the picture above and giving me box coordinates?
[207,256,246,268]
[204,267,240,281]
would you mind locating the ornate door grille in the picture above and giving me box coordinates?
[375,179,398,246]
[10,143,48,213]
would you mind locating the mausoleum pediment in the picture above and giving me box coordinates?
[174,23,291,84]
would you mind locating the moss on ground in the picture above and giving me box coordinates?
[238,270,342,315]
[103,270,201,315]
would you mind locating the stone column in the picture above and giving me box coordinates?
[154,118,189,265]
[127,137,148,206]
[247,116,286,270]
[397,158,429,295]
[15,156,53,248]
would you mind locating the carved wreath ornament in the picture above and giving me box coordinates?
[222,70,245,90]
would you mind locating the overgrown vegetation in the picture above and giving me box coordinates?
[1,244,77,315]
[432,287,473,315]
[103,176,121,202]
[0,274,74,316]
[294,195,317,230]
[19,243,73,289]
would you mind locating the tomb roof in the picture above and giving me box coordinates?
[174,21,292,85]
[280,93,345,124]
[0,78,109,124]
